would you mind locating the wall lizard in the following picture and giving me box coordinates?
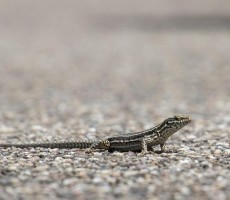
[0,115,191,154]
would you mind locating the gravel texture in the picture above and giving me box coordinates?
[0,1,230,200]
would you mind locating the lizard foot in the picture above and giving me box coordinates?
[137,150,149,157]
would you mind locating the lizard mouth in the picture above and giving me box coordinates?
[176,115,191,126]
[181,116,191,126]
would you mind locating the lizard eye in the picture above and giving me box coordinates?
[166,120,173,125]
[174,116,181,120]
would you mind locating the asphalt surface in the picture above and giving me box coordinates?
[0,1,230,200]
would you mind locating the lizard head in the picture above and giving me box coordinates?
[160,115,191,137]
[165,115,191,127]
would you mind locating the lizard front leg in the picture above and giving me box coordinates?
[139,137,154,155]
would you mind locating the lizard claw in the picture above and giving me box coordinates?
[137,150,149,156]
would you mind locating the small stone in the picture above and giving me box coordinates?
[0,125,15,133]
[55,157,64,161]
[223,149,230,155]
[213,149,222,157]
[180,186,191,195]
[92,177,103,184]
[31,125,47,132]
[89,127,96,132]
[123,171,138,177]
[179,158,192,164]
[112,152,124,157]
[63,154,73,159]
[63,178,78,186]
[88,157,100,162]
[8,166,18,171]
[76,170,88,178]
[207,155,216,160]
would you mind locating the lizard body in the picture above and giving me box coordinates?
[0,115,191,153]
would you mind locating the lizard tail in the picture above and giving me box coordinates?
[0,140,99,149]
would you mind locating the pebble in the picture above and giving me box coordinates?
[179,158,192,164]
[55,157,64,161]
[63,178,78,186]
[213,149,222,157]
[0,125,15,133]
[63,155,74,159]
[31,125,47,132]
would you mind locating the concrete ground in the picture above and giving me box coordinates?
[0,1,230,199]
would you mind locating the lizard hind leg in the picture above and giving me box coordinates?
[160,143,165,152]
[86,140,110,153]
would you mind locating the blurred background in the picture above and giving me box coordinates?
[0,1,230,199]
[0,0,230,123]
